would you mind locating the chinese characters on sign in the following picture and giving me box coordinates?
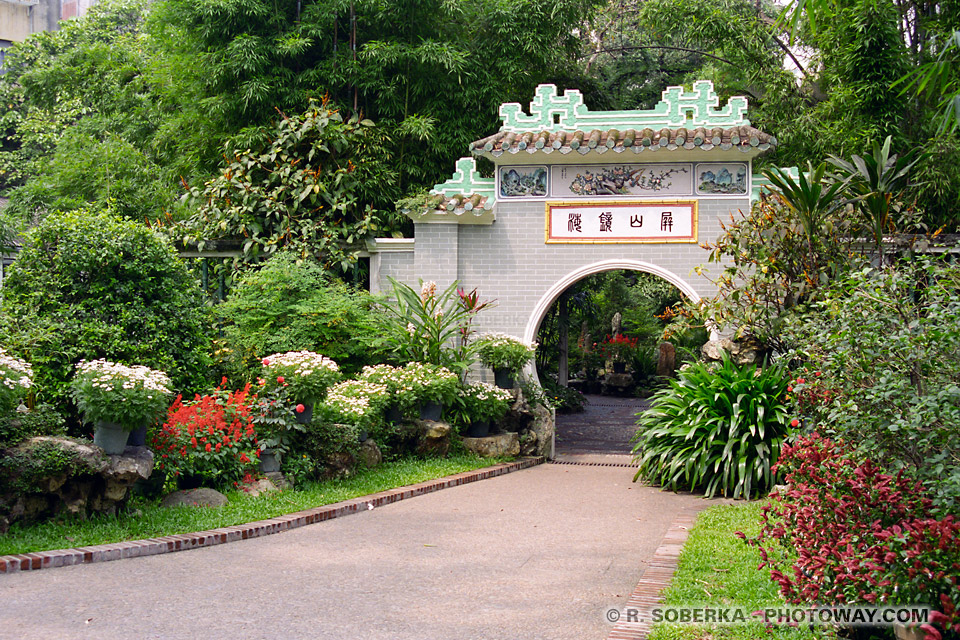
[547,201,697,243]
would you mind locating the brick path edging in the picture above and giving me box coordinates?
[0,456,544,575]
[607,505,707,640]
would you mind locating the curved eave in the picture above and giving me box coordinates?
[470,126,777,164]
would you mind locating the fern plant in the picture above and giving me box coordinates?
[632,355,793,499]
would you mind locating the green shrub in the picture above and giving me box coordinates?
[632,356,792,498]
[1,209,212,431]
[216,252,388,379]
[0,405,66,447]
[294,421,361,481]
[540,376,585,413]
[784,257,960,510]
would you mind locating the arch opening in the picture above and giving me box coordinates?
[522,260,702,387]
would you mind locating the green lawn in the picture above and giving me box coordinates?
[0,455,506,556]
[650,502,835,640]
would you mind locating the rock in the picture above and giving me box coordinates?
[161,488,228,508]
[359,440,382,468]
[242,478,279,498]
[322,452,356,479]
[702,338,735,361]
[500,388,534,433]
[102,446,155,502]
[416,419,452,456]
[0,437,155,526]
[701,337,768,366]
[657,341,677,377]
[462,432,520,458]
[519,429,538,456]
[528,402,555,458]
[602,372,634,396]
[264,471,292,490]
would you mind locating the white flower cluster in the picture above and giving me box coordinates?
[477,333,538,350]
[360,365,412,391]
[0,348,33,392]
[420,280,437,302]
[75,359,171,396]
[262,350,339,377]
[325,380,389,420]
[460,381,513,404]
[402,362,458,387]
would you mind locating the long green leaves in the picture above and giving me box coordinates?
[632,355,792,499]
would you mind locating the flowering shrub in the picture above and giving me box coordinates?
[321,379,390,427]
[475,333,537,372]
[248,382,301,459]
[749,434,960,640]
[0,348,33,412]
[359,364,420,412]
[261,351,340,402]
[70,360,172,430]
[401,362,459,405]
[150,384,260,487]
[458,382,513,423]
[382,278,492,376]
[600,333,638,363]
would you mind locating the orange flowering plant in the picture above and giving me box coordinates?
[150,379,260,487]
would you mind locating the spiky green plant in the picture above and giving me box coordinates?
[632,355,793,499]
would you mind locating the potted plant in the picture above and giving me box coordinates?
[261,351,341,423]
[359,364,418,424]
[401,362,459,420]
[475,333,537,389]
[70,359,172,454]
[150,385,260,488]
[601,334,638,374]
[459,382,513,437]
[0,348,33,414]
[321,379,391,439]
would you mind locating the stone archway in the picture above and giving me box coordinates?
[521,259,701,385]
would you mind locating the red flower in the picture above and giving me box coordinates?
[277,376,285,384]
[262,358,271,366]
[296,403,305,413]
[790,418,800,427]
[205,443,212,452]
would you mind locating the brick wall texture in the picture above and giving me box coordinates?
[372,197,749,342]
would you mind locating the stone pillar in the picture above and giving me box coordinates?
[657,341,677,377]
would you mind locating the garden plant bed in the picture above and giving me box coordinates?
[0,456,541,572]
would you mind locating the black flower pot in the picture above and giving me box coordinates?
[493,368,515,389]
[419,401,443,421]
[466,420,490,438]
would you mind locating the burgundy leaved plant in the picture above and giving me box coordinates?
[743,434,960,640]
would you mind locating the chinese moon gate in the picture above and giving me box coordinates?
[367,81,778,379]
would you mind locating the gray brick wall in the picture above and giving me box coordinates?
[371,196,748,356]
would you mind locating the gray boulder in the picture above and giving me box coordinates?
[161,488,229,508]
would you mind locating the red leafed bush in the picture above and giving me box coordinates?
[747,434,960,639]
[150,381,260,488]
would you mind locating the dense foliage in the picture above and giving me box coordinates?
[784,257,960,511]
[216,252,388,379]
[1,209,212,430]
[174,101,399,272]
[632,355,792,498]
[749,434,960,638]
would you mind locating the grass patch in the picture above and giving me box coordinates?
[0,454,506,556]
[650,502,834,640]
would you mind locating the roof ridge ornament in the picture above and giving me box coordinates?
[431,157,495,197]
[498,81,750,133]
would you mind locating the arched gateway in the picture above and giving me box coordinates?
[368,81,777,378]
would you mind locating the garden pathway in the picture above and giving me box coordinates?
[554,394,648,459]
[0,461,710,640]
